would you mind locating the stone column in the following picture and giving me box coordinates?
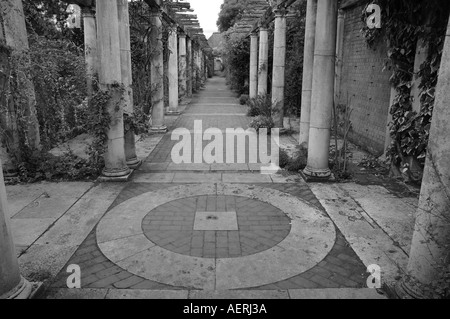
[195,46,201,89]
[149,9,167,133]
[249,33,259,99]
[97,0,130,178]
[303,0,338,180]
[186,37,193,97]
[81,6,97,97]
[192,46,197,91]
[0,0,40,150]
[257,27,269,95]
[335,9,345,106]
[299,0,317,148]
[200,51,206,84]
[0,159,33,299]
[396,16,450,299]
[271,9,288,128]
[167,25,179,115]
[117,0,140,169]
[179,33,187,100]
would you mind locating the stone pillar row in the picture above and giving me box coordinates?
[78,2,209,176]
[296,0,450,298]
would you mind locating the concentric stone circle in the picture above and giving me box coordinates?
[141,195,292,258]
[96,183,336,290]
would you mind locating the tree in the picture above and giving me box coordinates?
[217,0,248,33]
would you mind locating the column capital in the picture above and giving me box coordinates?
[259,27,269,32]
[274,8,289,17]
[250,32,259,38]
[179,33,187,39]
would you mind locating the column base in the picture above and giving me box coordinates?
[393,277,428,299]
[1,277,41,299]
[99,166,132,182]
[149,125,168,134]
[126,158,142,170]
[301,166,335,183]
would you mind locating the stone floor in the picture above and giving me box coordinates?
[7,76,418,299]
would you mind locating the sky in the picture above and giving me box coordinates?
[184,0,223,39]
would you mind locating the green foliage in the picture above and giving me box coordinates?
[22,0,83,45]
[246,94,272,117]
[239,94,249,105]
[27,34,88,148]
[217,1,248,33]
[278,147,307,172]
[222,34,250,94]
[249,115,274,133]
[361,0,450,181]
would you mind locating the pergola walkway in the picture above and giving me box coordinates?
[43,76,384,299]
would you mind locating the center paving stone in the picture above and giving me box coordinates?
[141,196,291,258]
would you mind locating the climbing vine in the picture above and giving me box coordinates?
[361,0,450,298]
[361,0,450,183]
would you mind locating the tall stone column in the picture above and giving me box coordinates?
[81,6,97,97]
[396,16,450,299]
[271,8,288,128]
[117,0,140,169]
[96,0,130,178]
[303,0,337,180]
[249,33,259,99]
[186,37,193,97]
[0,0,40,150]
[149,9,167,132]
[257,27,269,95]
[200,51,206,84]
[0,159,33,299]
[335,9,345,106]
[179,34,187,100]
[167,25,179,115]
[299,0,317,148]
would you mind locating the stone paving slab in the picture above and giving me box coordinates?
[188,290,290,299]
[18,183,126,280]
[309,183,410,284]
[7,182,93,218]
[222,173,273,183]
[288,288,386,299]
[339,184,417,252]
[11,218,54,247]
[43,288,384,299]
[173,173,222,183]
[105,289,189,299]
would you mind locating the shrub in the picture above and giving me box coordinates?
[278,147,308,172]
[249,115,274,133]
[239,94,249,105]
[246,94,272,117]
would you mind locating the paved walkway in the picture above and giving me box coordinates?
[8,76,416,299]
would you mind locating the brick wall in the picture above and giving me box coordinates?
[338,2,391,155]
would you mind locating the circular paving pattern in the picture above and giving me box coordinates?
[96,184,336,290]
[141,196,291,258]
